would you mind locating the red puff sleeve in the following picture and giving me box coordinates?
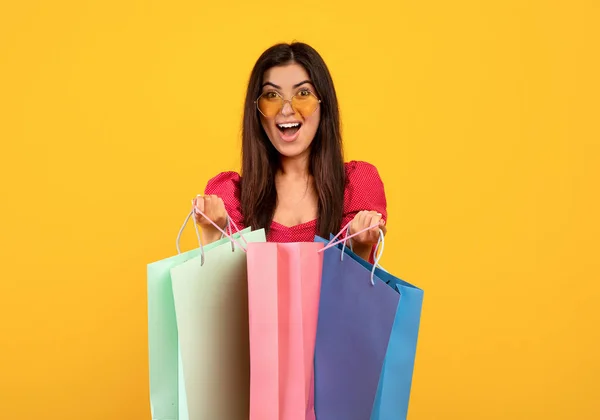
[341,161,388,263]
[341,160,388,229]
[203,171,246,230]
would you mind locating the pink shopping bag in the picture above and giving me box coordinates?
[246,241,324,420]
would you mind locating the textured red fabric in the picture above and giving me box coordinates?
[204,161,387,244]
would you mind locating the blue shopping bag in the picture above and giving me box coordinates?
[313,234,424,420]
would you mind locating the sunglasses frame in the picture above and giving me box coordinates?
[254,89,322,118]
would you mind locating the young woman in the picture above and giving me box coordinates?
[193,42,387,262]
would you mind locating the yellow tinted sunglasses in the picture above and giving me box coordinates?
[255,90,321,118]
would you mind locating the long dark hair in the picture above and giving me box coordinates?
[240,42,346,237]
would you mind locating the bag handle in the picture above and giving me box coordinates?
[192,203,248,255]
[318,219,380,252]
[318,219,386,286]
[195,194,249,251]
[175,201,248,266]
[176,207,204,257]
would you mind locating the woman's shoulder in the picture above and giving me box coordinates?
[204,171,242,208]
[203,170,244,225]
[343,160,387,217]
[204,171,241,194]
[344,160,384,186]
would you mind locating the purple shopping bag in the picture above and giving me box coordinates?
[313,234,399,420]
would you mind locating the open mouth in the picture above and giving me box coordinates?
[277,122,302,137]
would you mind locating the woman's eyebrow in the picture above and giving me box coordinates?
[293,80,312,88]
[261,80,313,89]
[262,81,281,89]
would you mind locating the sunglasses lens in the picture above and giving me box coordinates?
[292,92,319,116]
[257,94,282,118]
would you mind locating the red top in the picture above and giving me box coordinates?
[204,160,387,244]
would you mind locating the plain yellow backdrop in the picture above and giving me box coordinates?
[1,0,599,419]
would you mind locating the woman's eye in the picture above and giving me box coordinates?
[264,91,278,99]
[298,90,311,97]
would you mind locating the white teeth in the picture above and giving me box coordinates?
[277,122,300,128]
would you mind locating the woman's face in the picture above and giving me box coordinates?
[258,63,321,160]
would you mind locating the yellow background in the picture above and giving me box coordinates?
[1,0,598,419]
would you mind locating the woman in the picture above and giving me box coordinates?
[193,42,387,262]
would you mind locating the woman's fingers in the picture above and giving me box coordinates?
[193,194,227,229]
[349,210,386,245]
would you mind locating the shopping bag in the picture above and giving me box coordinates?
[170,225,266,420]
[146,208,251,420]
[339,238,424,420]
[313,234,424,420]
[246,241,324,420]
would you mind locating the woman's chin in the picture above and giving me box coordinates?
[273,140,311,159]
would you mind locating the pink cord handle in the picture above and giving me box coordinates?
[193,205,248,253]
[193,195,249,246]
[318,219,382,253]
[227,217,248,245]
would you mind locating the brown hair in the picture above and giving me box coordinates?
[240,42,345,237]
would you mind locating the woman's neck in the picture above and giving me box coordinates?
[278,153,310,179]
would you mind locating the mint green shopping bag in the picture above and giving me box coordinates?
[170,224,266,420]
[147,209,254,420]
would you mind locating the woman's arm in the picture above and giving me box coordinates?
[197,171,245,245]
[340,161,388,262]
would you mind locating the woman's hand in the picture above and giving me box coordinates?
[193,195,228,244]
[349,210,386,244]
[348,210,387,260]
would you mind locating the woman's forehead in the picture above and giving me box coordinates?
[262,63,311,87]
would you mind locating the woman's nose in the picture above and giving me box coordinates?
[281,100,295,116]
